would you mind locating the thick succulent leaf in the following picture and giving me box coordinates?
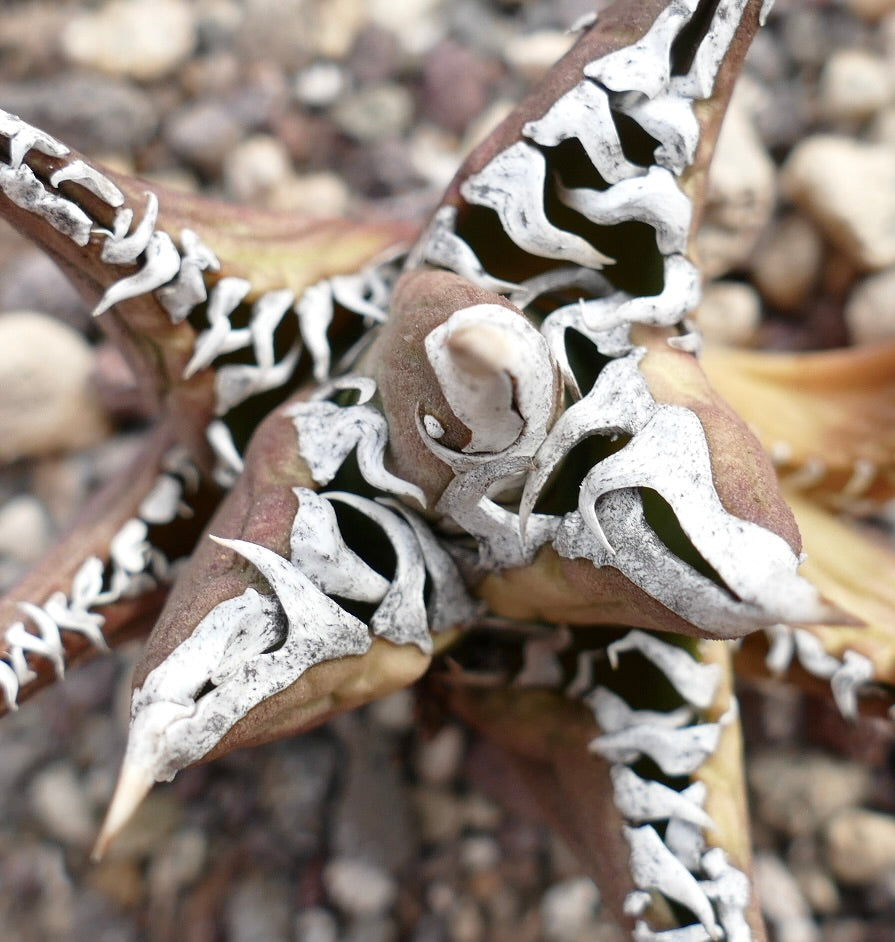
[0,422,214,714]
[477,326,835,639]
[701,343,895,508]
[0,106,414,464]
[445,631,766,940]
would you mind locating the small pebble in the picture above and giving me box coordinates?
[268,172,350,215]
[754,853,819,942]
[845,267,895,343]
[503,31,576,81]
[223,133,293,202]
[294,62,347,109]
[783,135,895,271]
[61,0,197,81]
[29,762,95,848]
[0,311,110,463]
[750,749,871,838]
[295,907,340,942]
[332,84,415,142]
[751,213,824,312]
[845,0,895,20]
[224,874,292,942]
[540,877,601,942]
[825,808,895,885]
[0,494,52,565]
[819,49,894,123]
[415,725,465,786]
[695,281,762,346]
[324,857,398,918]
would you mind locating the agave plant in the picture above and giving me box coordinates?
[2,0,894,938]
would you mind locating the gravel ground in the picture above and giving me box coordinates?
[2,1,895,940]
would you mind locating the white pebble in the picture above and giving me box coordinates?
[845,267,895,343]
[323,857,397,918]
[0,311,109,462]
[751,214,823,312]
[783,135,895,271]
[826,808,895,885]
[61,0,196,81]
[695,281,761,346]
[819,49,894,123]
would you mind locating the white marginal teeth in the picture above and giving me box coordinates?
[830,650,874,722]
[556,166,692,255]
[633,923,712,942]
[587,685,693,733]
[288,487,389,604]
[287,376,426,509]
[460,141,614,270]
[327,492,431,652]
[49,159,124,207]
[625,825,721,940]
[584,0,698,98]
[610,766,714,830]
[93,230,182,317]
[0,162,93,245]
[295,280,335,382]
[590,720,722,777]
[0,110,69,167]
[100,192,159,264]
[524,79,643,184]
[606,631,720,710]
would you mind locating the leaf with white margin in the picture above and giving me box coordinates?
[424,303,557,457]
[523,79,644,184]
[326,492,432,653]
[578,405,834,625]
[586,685,693,734]
[125,576,370,783]
[590,721,722,777]
[606,631,721,710]
[288,487,389,603]
[671,0,751,100]
[519,353,657,537]
[584,0,698,99]
[0,162,92,245]
[610,766,715,830]
[435,455,560,569]
[287,376,426,509]
[556,166,692,255]
[624,824,721,939]
[460,142,614,269]
[558,492,791,637]
[382,499,482,632]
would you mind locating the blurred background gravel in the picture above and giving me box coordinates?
[1,1,895,939]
